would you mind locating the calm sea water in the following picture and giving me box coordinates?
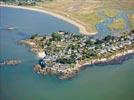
[0,7,134,100]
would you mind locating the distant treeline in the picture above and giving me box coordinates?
[1,0,53,6]
[1,0,53,2]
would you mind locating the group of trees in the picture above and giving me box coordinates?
[2,0,54,5]
[30,34,38,39]
[73,34,84,40]
[84,35,116,46]
[85,39,95,47]
[52,32,62,41]
[56,58,76,64]
[2,0,49,2]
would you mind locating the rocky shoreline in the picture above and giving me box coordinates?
[33,49,134,80]
[94,53,134,66]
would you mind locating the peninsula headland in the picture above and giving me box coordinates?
[20,30,134,79]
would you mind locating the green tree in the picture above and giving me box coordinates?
[103,35,113,42]
[30,34,38,39]
[52,32,62,41]
[85,39,95,46]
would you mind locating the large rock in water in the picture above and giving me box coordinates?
[0,60,21,66]
[46,67,52,75]
[34,64,42,73]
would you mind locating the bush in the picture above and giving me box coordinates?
[56,58,75,64]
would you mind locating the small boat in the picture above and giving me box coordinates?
[7,27,15,30]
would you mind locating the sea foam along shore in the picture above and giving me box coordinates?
[0,4,97,35]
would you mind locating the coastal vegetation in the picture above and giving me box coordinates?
[108,18,125,31]
[128,14,134,29]
[20,29,134,79]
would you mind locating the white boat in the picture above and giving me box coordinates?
[7,27,15,30]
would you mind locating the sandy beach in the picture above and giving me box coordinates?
[37,52,46,59]
[0,4,97,35]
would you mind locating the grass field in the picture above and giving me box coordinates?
[36,0,134,33]
[128,14,134,28]
[108,18,125,31]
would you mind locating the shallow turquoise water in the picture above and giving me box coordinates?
[0,7,134,100]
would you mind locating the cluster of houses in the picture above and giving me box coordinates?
[96,31,134,55]
[30,30,134,79]
[34,30,134,69]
